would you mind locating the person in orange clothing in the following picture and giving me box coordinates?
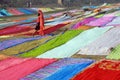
[34,10,45,36]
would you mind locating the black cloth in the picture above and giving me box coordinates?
[35,22,40,30]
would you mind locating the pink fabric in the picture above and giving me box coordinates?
[0,57,30,72]
[7,8,24,15]
[86,15,115,27]
[72,17,96,29]
[0,58,57,80]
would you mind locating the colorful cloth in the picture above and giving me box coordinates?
[106,17,120,26]
[44,61,93,80]
[106,44,120,60]
[72,17,96,29]
[78,27,120,55]
[71,59,120,80]
[0,25,33,36]
[86,14,115,27]
[0,58,57,80]
[37,27,112,58]
[0,36,43,50]
[0,57,30,71]
[21,58,94,80]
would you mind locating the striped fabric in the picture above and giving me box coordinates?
[21,58,94,80]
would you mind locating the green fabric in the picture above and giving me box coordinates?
[106,44,120,60]
[95,14,104,18]
[115,13,120,16]
[37,26,112,58]
[19,30,83,57]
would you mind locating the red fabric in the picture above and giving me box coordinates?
[0,26,33,36]
[0,58,57,80]
[23,23,68,36]
[72,60,120,80]
[44,23,68,34]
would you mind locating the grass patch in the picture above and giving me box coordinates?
[19,30,84,57]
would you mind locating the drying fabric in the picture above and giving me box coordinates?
[106,17,120,26]
[25,8,37,13]
[86,15,115,27]
[77,25,93,30]
[0,22,16,29]
[0,14,3,16]
[17,8,33,14]
[37,27,112,58]
[115,11,120,16]
[6,8,24,15]
[71,59,120,80]
[78,27,120,55]
[95,14,104,18]
[45,14,71,25]
[30,8,38,11]
[44,23,68,35]
[21,58,94,80]
[0,54,9,61]
[22,8,36,14]
[0,36,43,50]
[51,12,64,17]
[0,25,33,36]
[7,8,19,15]
[0,36,53,55]
[106,44,120,60]
[0,9,12,16]
[22,23,68,36]
[0,58,57,80]
[0,57,30,72]
[12,8,24,15]
[45,16,70,26]
[44,62,93,80]
[116,13,120,16]
[72,17,96,29]
[20,30,83,57]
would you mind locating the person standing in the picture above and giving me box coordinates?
[34,10,45,36]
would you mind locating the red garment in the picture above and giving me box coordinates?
[37,10,45,35]
[71,60,120,80]
[0,58,57,80]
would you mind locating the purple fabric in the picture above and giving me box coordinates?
[72,17,96,29]
[86,15,115,27]
[21,58,94,80]
[0,36,44,50]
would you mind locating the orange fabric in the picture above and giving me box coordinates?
[77,25,93,30]
[93,8,101,13]
[0,54,10,61]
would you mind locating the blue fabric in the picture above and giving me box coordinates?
[24,8,37,14]
[0,36,43,50]
[0,9,12,16]
[17,8,33,14]
[21,58,94,80]
[44,61,93,80]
